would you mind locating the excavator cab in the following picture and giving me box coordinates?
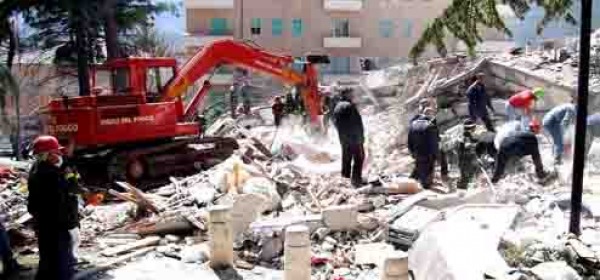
[91,57,177,103]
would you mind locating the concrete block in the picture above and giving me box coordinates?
[322,205,358,231]
[380,251,409,280]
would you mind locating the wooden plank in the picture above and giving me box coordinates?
[100,236,161,257]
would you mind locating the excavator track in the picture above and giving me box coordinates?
[77,137,238,189]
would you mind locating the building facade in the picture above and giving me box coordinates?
[184,0,454,74]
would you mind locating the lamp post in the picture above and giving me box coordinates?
[569,0,593,236]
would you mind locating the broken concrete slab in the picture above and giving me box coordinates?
[530,261,582,280]
[353,243,394,265]
[322,205,359,231]
[230,193,269,239]
[416,188,494,210]
[409,204,519,280]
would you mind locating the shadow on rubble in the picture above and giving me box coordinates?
[213,266,243,280]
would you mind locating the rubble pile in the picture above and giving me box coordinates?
[5,52,600,279]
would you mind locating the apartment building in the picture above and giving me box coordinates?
[184,0,453,74]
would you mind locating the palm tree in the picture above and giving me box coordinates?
[409,0,577,62]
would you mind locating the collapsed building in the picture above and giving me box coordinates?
[2,44,600,280]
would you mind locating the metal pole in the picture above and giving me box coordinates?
[569,0,593,235]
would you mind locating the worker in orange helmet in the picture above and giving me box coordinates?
[27,135,77,280]
[505,87,545,131]
[491,119,553,183]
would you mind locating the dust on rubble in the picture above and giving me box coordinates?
[3,48,600,279]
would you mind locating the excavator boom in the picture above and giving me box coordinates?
[163,39,326,121]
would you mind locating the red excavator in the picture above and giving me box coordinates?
[38,39,329,187]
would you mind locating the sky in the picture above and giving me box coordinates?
[154,0,186,50]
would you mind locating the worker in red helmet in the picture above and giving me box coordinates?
[491,120,553,183]
[27,135,77,280]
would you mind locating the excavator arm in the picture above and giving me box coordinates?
[162,39,327,122]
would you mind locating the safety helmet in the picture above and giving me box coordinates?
[529,119,541,134]
[32,135,64,155]
[463,119,476,131]
[533,87,545,99]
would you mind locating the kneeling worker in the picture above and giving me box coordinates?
[491,121,551,183]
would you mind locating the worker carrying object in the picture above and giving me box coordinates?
[27,135,78,280]
[542,103,576,164]
[585,113,600,156]
[408,109,439,189]
[466,73,496,132]
[333,88,365,187]
[505,87,544,131]
[272,96,285,127]
[491,123,551,183]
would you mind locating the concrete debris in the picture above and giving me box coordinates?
[7,45,600,280]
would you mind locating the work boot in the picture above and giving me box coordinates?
[554,156,563,165]
[537,170,556,184]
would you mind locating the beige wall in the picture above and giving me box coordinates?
[186,8,234,34]
[186,0,452,72]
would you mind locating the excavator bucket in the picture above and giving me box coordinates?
[306,55,330,64]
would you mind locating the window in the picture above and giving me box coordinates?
[210,18,228,35]
[403,19,413,38]
[146,67,175,102]
[325,57,351,74]
[251,18,261,35]
[379,20,394,38]
[292,19,303,37]
[332,18,350,37]
[272,18,283,36]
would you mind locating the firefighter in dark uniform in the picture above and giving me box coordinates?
[271,96,285,127]
[408,108,439,189]
[456,119,481,189]
[333,88,365,187]
[28,135,79,280]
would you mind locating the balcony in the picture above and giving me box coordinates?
[184,0,234,9]
[184,32,234,48]
[324,0,363,12]
[323,37,362,48]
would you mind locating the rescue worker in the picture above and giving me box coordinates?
[416,98,448,179]
[1,219,27,278]
[542,103,576,164]
[284,91,296,114]
[272,96,285,127]
[491,121,551,183]
[230,85,238,118]
[466,73,496,132]
[333,88,365,187]
[585,113,600,156]
[456,119,482,189]
[505,87,544,130]
[408,108,439,189]
[494,120,522,151]
[196,114,207,137]
[321,92,333,133]
[27,135,78,280]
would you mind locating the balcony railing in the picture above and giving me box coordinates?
[323,37,362,48]
[184,0,234,9]
[324,0,363,11]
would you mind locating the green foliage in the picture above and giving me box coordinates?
[409,0,577,63]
